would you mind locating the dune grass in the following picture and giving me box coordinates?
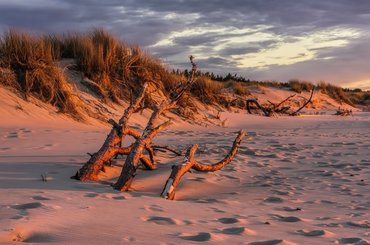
[0,29,182,119]
[0,28,368,121]
[318,82,354,105]
[0,30,81,119]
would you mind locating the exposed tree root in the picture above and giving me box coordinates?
[161,130,245,200]
[72,83,153,181]
[334,107,353,116]
[246,87,314,117]
[112,56,197,191]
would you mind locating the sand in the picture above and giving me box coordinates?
[0,109,369,244]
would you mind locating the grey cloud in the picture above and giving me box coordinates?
[0,0,369,87]
[219,47,261,56]
[149,45,190,57]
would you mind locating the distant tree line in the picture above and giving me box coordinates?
[172,69,250,83]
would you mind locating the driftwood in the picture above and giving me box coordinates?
[112,56,197,191]
[161,130,245,200]
[72,83,156,181]
[334,108,353,116]
[246,87,314,117]
[246,99,274,117]
[289,87,314,116]
[73,57,246,200]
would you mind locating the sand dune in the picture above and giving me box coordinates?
[0,109,369,244]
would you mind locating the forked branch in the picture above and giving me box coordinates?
[246,87,314,117]
[112,56,198,191]
[73,83,154,181]
[161,130,245,200]
[289,87,314,116]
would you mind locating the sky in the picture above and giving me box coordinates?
[0,0,369,90]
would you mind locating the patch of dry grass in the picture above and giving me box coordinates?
[191,76,223,104]
[3,28,365,121]
[0,29,82,119]
[288,79,314,93]
[318,81,353,105]
[0,67,19,90]
[225,81,250,96]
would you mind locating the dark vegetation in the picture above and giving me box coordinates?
[0,28,369,121]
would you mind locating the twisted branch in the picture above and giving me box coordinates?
[112,56,197,191]
[161,130,245,200]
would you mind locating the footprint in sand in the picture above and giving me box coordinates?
[22,232,59,243]
[295,229,329,237]
[188,176,207,182]
[346,221,370,229]
[0,147,12,152]
[144,204,163,212]
[278,206,302,212]
[209,207,226,213]
[6,131,19,139]
[317,222,343,228]
[84,193,99,198]
[122,236,136,242]
[264,196,284,203]
[112,196,125,200]
[271,190,292,196]
[178,232,212,242]
[247,239,283,245]
[20,128,32,134]
[337,237,369,244]
[271,214,302,222]
[144,216,180,225]
[32,196,51,201]
[11,202,43,210]
[220,227,247,235]
[218,217,239,224]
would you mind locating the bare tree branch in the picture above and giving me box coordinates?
[161,130,245,200]
[112,56,197,191]
[289,87,314,116]
[73,84,152,181]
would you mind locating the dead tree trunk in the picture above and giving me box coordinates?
[161,130,245,200]
[112,56,197,191]
[72,83,155,181]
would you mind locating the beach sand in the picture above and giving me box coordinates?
[0,110,369,244]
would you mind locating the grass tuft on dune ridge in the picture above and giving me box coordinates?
[1,28,369,121]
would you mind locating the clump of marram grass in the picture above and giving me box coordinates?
[0,29,83,119]
[225,81,251,96]
[318,81,353,105]
[0,28,193,121]
[191,76,224,104]
[288,79,314,93]
[58,29,179,104]
[0,67,19,90]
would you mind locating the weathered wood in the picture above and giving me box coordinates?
[161,130,245,200]
[73,83,151,181]
[334,108,353,116]
[246,99,273,116]
[112,56,197,191]
[275,94,296,109]
[71,144,155,180]
[289,87,314,116]
[246,88,313,117]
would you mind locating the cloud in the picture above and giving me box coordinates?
[0,0,369,88]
